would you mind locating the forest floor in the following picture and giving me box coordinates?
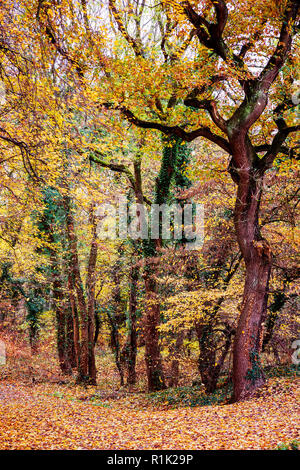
[0,375,299,450]
[0,331,299,450]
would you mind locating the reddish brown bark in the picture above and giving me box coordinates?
[232,168,272,400]
[108,0,299,401]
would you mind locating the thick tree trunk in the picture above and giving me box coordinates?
[233,252,271,400]
[232,170,272,401]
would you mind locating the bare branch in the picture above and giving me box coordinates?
[183,98,227,133]
[108,0,145,58]
[89,150,151,205]
[211,0,228,38]
[259,124,300,170]
[117,107,231,153]
[259,1,299,92]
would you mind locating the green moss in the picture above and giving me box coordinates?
[147,381,232,408]
[264,363,300,378]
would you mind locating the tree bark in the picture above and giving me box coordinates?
[103,0,299,402]
[143,273,166,391]
[132,154,166,392]
[29,324,39,355]
[168,331,184,387]
[53,274,72,375]
[64,195,96,384]
[196,322,234,393]
[94,305,101,345]
[68,272,80,369]
[232,169,272,400]
[86,203,98,385]
[109,260,126,386]
[126,265,138,385]
[107,309,125,386]
[66,301,77,369]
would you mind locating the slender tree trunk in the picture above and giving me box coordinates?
[75,289,89,383]
[144,273,165,391]
[232,169,272,401]
[135,137,182,393]
[87,305,97,385]
[27,290,43,355]
[29,324,39,354]
[48,220,73,375]
[66,303,77,368]
[262,291,286,352]
[133,158,165,390]
[94,306,101,345]
[53,276,72,375]
[86,203,98,385]
[168,331,184,387]
[107,310,125,386]
[64,195,91,384]
[68,272,80,369]
[126,265,138,385]
[195,323,217,393]
[109,260,126,386]
[196,322,234,393]
[50,242,72,374]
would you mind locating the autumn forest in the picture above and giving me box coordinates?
[0,0,299,453]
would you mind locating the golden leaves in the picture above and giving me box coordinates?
[0,376,299,449]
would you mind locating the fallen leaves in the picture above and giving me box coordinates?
[0,376,299,450]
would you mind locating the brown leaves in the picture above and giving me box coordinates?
[0,377,299,450]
